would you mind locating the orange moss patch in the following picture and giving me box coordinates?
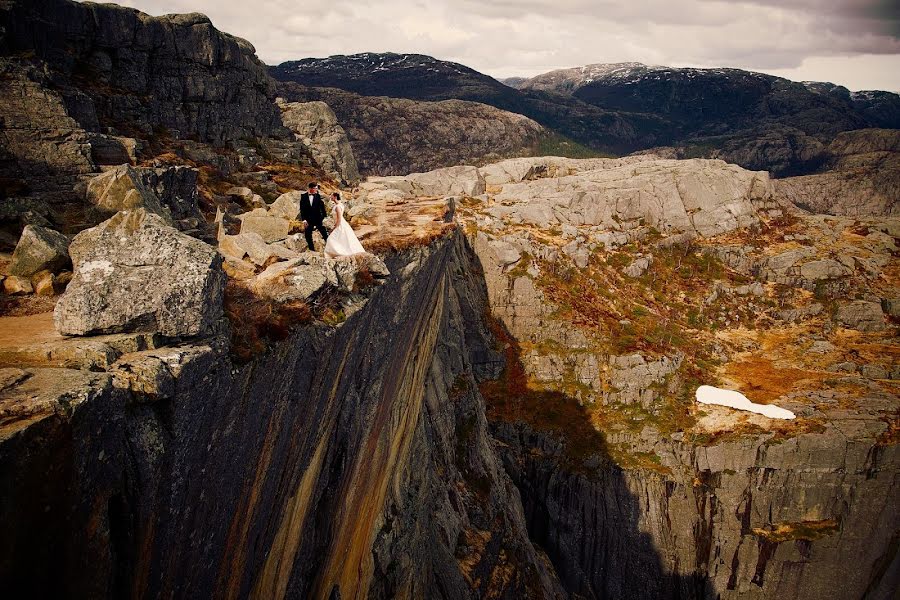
[260,163,336,195]
[877,411,900,445]
[721,356,832,404]
[361,222,457,254]
[752,519,840,543]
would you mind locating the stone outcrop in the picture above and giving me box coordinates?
[237,208,291,243]
[0,0,284,144]
[84,165,174,223]
[136,166,204,224]
[8,225,70,277]
[54,209,225,336]
[363,156,778,239]
[835,300,887,332]
[775,129,900,217]
[278,83,547,175]
[277,99,360,184]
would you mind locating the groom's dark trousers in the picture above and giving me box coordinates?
[304,221,328,251]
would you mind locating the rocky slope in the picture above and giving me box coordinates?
[775,129,900,217]
[278,84,548,175]
[0,0,341,246]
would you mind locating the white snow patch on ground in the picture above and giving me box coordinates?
[695,385,795,420]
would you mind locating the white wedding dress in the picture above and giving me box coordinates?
[324,202,365,257]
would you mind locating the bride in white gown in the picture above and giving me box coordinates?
[324,192,366,257]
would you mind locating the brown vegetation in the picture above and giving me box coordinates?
[752,519,840,543]
[223,280,311,363]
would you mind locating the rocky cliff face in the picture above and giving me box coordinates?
[278,84,548,176]
[277,99,360,184]
[357,156,899,599]
[0,0,283,143]
[0,230,563,599]
[1,154,898,599]
[775,129,899,217]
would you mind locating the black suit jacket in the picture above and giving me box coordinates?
[299,192,327,225]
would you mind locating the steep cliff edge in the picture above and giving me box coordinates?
[0,230,562,599]
[1,155,898,599]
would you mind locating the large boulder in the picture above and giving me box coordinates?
[268,191,302,220]
[8,225,71,277]
[835,301,887,332]
[136,166,204,222]
[237,209,292,244]
[85,165,173,223]
[278,99,361,185]
[54,209,225,337]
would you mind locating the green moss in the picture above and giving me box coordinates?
[534,133,616,159]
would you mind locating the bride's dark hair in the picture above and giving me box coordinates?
[332,192,341,201]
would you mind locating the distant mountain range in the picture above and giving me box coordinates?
[271,54,900,176]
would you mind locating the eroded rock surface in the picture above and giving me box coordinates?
[54,209,224,336]
[278,99,360,184]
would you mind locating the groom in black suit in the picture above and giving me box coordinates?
[299,182,328,251]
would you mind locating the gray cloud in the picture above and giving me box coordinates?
[109,0,900,91]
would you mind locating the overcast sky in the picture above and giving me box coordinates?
[111,0,900,91]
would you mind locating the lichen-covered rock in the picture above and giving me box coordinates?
[136,165,204,223]
[85,165,173,223]
[278,99,360,184]
[54,209,225,336]
[238,209,291,243]
[8,224,70,277]
[835,300,887,331]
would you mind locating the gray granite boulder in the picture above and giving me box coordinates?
[54,209,225,337]
[85,165,173,223]
[8,225,71,277]
[835,300,887,332]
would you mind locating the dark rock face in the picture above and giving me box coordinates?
[279,84,547,176]
[0,0,302,239]
[0,0,284,143]
[491,421,900,600]
[0,232,563,599]
[775,129,900,216]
